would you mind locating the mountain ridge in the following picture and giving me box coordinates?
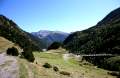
[32,30,69,47]
[63,7,120,71]
[64,7,120,54]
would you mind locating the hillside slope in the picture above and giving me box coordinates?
[64,7,120,55]
[63,7,120,71]
[0,36,22,53]
[0,15,44,61]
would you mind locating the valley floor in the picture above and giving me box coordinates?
[19,49,117,78]
[0,49,117,78]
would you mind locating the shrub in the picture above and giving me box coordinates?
[53,66,59,72]
[7,47,19,56]
[59,71,70,76]
[107,71,120,76]
[43,63,52,68]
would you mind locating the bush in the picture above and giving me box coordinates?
[7,47,19,56]
[107,71,120,76]
[59,71,70,76]
[53,66,59,72]
[43,63,52,68]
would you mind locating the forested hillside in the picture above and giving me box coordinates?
[64,7,120,55]
[0,15,44,61]
[63,7,120,71]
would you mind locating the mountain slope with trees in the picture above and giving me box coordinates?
[63,7,120,71]
[64,7,120,55]
[0,15,45,61]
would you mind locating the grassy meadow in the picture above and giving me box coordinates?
[18,49,116,78]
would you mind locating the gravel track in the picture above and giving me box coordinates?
[0,53,19,78]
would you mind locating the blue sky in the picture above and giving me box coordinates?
[0,0,120,33]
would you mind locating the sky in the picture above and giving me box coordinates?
[0,0,120,33]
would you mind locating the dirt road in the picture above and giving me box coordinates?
[0,53,19,78]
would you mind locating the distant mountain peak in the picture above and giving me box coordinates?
[32,30,69,38]
[31,30,69,47]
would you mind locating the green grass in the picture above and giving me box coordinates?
[34,52,79,70]
[34,52,62,59]
[33,50,116,78]
[18,59,29,78]
[17,50,117,78]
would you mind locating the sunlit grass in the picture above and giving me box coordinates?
[18,59,29,78]
[32,50,115,78]
[33,52,79,70]
[17,50,116,78]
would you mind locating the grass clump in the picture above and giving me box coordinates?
[53,66,59,72]
[60,71,71,76]
[43,63,52,68]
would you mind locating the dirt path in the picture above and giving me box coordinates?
[0,53,19,78]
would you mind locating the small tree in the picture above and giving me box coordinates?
[21,51,35,62]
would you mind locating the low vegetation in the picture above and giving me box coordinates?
[6,47,19,56]
[43,63,52,68]
[53,66,59,72]
[59,71,71,76]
